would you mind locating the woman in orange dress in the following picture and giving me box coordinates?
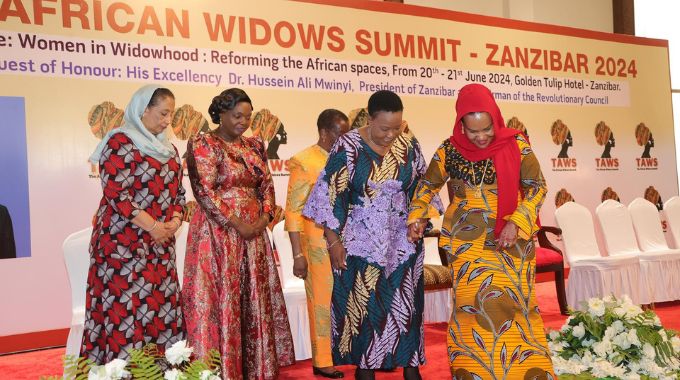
[408,84,555,379]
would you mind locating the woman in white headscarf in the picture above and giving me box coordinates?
[81,85,186,364]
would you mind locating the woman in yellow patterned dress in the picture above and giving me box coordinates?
[285,109,350,378]
[408,84,555,379]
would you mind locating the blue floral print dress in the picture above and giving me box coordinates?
[303,129,442,369]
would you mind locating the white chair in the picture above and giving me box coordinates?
[64,222,190,359]
[627,198,680,302]
[63,227,93,359]
[595,199,657,304]
[554,202,641,309]
[174,222,189,288]
[271,221,311,360]
[664,196,680,248]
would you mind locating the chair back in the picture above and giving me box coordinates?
[272,221,305,290]
[664,196,680,248]
[554,202,603,264]
[63,227,93,320]
[174,222,189,288]
[423,236,442,265]
[423,216,444,265]
[628,198,670,252]
[595,199,640,255]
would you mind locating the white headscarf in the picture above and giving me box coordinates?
[89,85,176,164]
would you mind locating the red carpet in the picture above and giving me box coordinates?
[2,281,679,379]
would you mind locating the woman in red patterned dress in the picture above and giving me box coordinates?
[82,85,186,363]
[182,88,294,379]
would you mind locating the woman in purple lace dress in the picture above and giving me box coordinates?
[302,90,441,380]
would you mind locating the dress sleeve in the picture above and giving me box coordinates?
[507,137,547,239]
[408,137,444,217]
[408,142,449,224]
[302,142,350,235]
[253,137,276,219]
[186,135,232,228]
[284,156,309,232]
[99,133,141,220]
[172,147,186,216]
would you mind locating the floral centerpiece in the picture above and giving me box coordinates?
[49,340,220,380]
[547,295,680,380]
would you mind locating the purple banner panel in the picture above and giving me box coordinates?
[0,97,31,259]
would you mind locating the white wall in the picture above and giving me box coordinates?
[635,0,680,187]
[406,0,613,33]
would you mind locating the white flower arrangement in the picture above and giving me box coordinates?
[56,340,220,380]
[164,340,194,366]
[547,295,680,380]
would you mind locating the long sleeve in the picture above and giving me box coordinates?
[507,137,547,239]
[170,147,186,217]
[284,156,310,233]
[252,138,276,218]
[408,143,449,224]
[99,133,142,220]
[302,143,350,235]
[173,178,186,216]
[186,135,232,228]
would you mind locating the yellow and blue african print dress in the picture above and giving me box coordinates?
[409,135,555,379]
[303,129,442,369]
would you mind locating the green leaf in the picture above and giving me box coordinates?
[61,354,95,380]
[127,348,163,380]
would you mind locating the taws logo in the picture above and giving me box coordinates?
[644,185,663,211]
[250,109,289,177]
[635,123,658,170]
[268,159,290,175]
[594,121,618,170]
[601,187,621,202]
[554,188,575,208]
[549,119,576,171]
[87,101,125,178]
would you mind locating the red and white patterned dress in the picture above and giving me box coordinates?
[182,133,294,379]
[81,132,186,364]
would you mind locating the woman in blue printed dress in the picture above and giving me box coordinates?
[303,90,442,380]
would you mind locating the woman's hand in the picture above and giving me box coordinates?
[253,214,270,234]
[407,218,428,242]
[233,218,258,239]
[329,241,347,270]
[167,217,182,234]
[293,256,308,279]
[496,221,519,250]
[150,222,175,245]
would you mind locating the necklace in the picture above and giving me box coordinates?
[367,127,379,146]
[367,128,387,153]
[470,160,490,198]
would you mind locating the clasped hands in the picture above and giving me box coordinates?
[231,214,270,240]
[149,218,182,246]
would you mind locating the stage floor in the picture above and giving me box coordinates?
[1,281,679,379]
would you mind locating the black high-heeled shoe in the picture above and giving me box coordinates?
[312,366,344,378]
[354,368,375,380]
[403,367,422,380]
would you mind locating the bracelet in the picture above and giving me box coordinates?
[172,218,181,229]
[328,239,342,249]
[293,253,304,259]
[147,221,158,232]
